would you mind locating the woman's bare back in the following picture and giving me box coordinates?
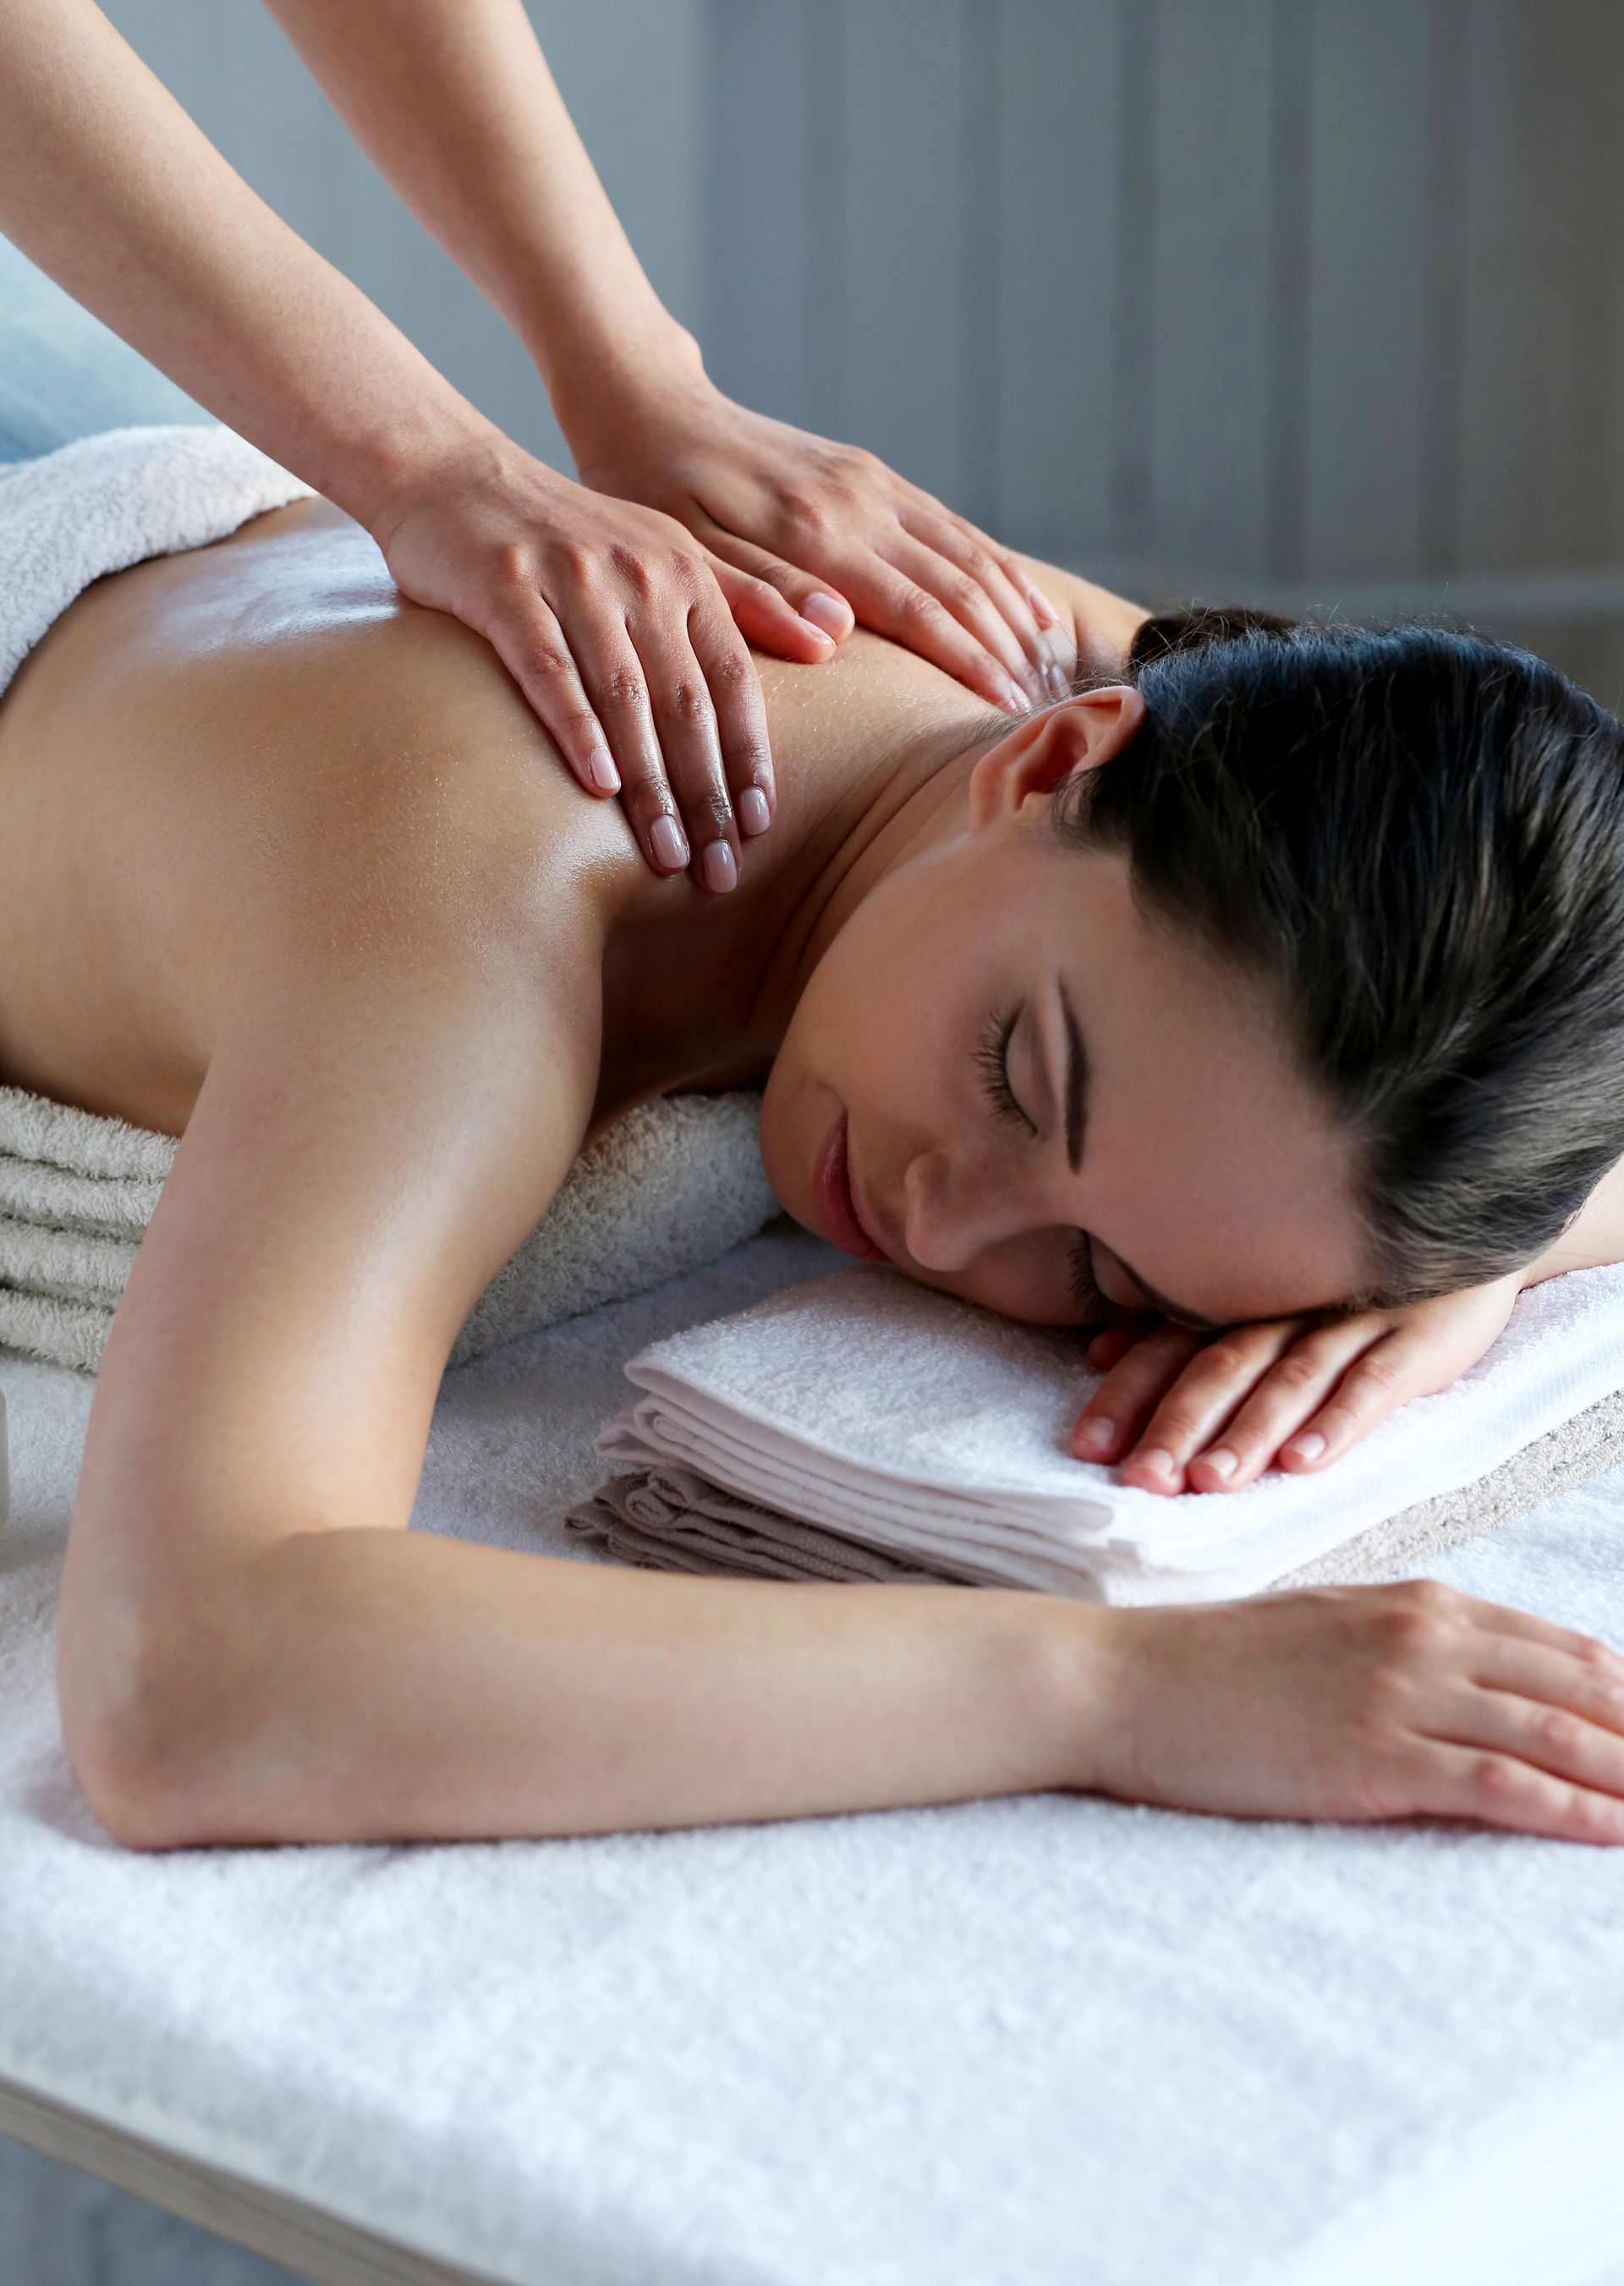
[0,492,1115,1143]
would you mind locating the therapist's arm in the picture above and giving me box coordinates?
[258,0,1070,713]
[0,0,830,884]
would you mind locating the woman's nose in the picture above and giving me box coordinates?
[902,1144,1042,1272]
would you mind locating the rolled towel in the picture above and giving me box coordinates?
[0,425,779,1373]
[578,1260,1624,1605]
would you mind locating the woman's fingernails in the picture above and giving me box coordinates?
[650,815,689,871]
[700,839,738,894]
[1201,1447,1238,1480]
[1076,1417,1116,1453]
[588,749,619,794]
[1025,581,1060,628]
[999,675,1029,713]
[1045,661,1070,701]
[738,787,771,836]
[1131,1447,1175,1477]
[801,592,849,637]
[1285,1431,1326,1463]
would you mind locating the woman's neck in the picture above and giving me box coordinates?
[589,690,994,1121]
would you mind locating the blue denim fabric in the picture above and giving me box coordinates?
[0,233,214,463]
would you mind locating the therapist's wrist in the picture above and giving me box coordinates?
[543,315,709,472]
[324,394,518,543]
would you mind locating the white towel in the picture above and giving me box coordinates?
[592,1258,1624,1604]
[0,425,779,1373]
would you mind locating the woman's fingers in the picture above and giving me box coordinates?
[1181,1318,1407,1493]
[1270,1326,1425,1478]
[1068,1321,1216,1472]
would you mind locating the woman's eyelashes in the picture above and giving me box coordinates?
[974,1007,1102,1318]
[974,1006,1034,1132]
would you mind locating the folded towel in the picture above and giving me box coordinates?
[0,425,779,1373]
[575,1260,1624,1604]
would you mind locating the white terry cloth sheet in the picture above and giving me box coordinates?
[4,1222,1624,2286]
[0,424,778,1372]
[591,1258,1624,1605]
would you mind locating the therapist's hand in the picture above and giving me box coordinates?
[370,430,839,891]
[568,373,1073,714]
[1067,1272,1525,1495]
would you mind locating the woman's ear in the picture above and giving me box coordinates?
[967,685,1146,830]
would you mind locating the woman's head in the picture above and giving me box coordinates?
[759,610,1624,1329]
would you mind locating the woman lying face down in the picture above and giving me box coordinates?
[765,611,1624,1496]
[11,482,1621,1851]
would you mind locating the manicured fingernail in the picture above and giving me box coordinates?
[1045,661,1069,701]
[1285,1431,1326,1463]
[1132,1447,1175,1477]
[650,815,689,871]
[999,675,1029,714]
[738,787,771,836]
[1025,581,1060,628]
[1201,1447,1238,1479]
[1076,1417,1115,1452]
[700,839,738,894]
[801,592,849,637]
[588,748,619,794]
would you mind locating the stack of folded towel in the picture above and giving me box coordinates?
[568,1259,1624,1603]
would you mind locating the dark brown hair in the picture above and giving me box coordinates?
[1051,605,1624,1304]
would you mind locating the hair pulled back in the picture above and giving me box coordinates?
[1050,606,1624,1303]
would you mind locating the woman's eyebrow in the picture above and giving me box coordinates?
[1052,977,1222,1333]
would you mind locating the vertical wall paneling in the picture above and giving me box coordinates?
[831,0,970,508]
[1145,0,1279,582]
[1263,0,1311,585]
[703,2,815,427]
[991,0,1121,561]
[1299,0,1432,585]
[66,0,1624,677]
[1107,0,1160,560]
[957,0,1001,534]
[1419,0,1471,577]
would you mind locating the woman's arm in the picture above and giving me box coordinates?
[57,924,1624,1856]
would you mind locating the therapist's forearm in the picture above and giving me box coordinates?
[258,0,702,444]
[0,0,498,522]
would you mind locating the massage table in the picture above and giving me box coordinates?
[4,1216,1624,2286]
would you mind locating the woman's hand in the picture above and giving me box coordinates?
[568,373,1075,715]
[368,427,838,891]
[1082,1579,1624,1842]
[1068,1272,1525,1494]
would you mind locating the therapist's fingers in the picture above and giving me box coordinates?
[481,591,621,801]
[695,522,856,654]
[897,507,1073,699]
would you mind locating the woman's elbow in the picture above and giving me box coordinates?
[58,1601,250,1852]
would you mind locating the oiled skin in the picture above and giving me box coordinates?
[0,493,1133,1143]
[8,490,1144,1847]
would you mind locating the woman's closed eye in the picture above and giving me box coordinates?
[973,1006,1107,1318]
[974,1006,1033,1131]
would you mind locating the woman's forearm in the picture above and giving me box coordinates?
[0,0,496,520]
[114,1528,1102,1848]
[258,0,701,443]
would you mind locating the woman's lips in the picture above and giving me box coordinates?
[813,1110,892,1263]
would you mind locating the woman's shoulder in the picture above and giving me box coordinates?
[0,497,614,1130]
